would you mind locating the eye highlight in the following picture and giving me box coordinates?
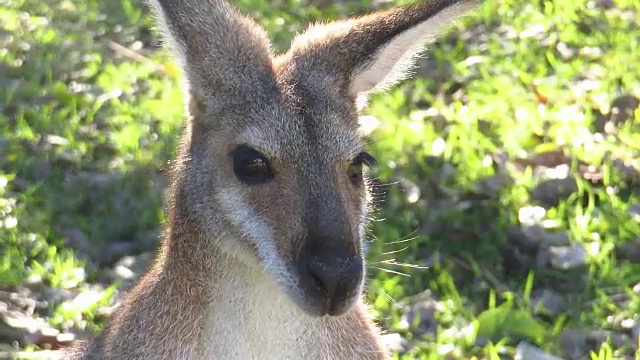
[230,146,274,185]
[348,152,376,186]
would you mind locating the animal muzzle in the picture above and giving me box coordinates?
[297,238,364,316]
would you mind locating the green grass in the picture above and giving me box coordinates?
[1,0,640,358]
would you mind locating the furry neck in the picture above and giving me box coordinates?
[198,244,325,359]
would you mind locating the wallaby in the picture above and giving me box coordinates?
[67,0,478,358]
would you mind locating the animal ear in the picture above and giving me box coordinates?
[148,0,275,106]
[283,0,479,98]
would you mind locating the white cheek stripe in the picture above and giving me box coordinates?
[215,187,293,286]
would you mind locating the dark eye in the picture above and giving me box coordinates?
[230,146,274,185]
[348,152,376,186]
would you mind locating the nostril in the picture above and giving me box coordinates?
[307,267,327,294]
[307,258,331,289]
[300,254,364,316]
[305,256,361,297]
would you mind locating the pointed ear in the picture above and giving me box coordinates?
[147,0,275,104]
[283,0,478,98]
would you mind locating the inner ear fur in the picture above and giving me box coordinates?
[282,0,479,98]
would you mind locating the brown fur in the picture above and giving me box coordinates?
[67,0,478,358]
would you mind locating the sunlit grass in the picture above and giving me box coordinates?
[1,0,639,358]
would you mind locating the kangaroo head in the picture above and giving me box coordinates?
[149,0,477,317]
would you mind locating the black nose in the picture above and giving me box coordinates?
[303,254,363,316]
